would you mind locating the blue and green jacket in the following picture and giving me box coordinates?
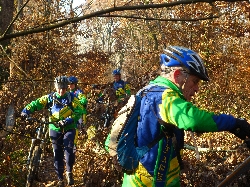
[22,92,84,132]
[122,76,237,187]
[113,80,131,102]
[69,88,88,115]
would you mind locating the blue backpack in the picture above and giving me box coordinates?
[107,85,168,173]
[107,84,184,174]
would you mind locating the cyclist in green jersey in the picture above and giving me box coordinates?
[122,46,250,187]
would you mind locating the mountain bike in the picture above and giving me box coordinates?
[25,117,56,187]
[97,98,114,129]
[92,85,116,130]
[96,89,129,129]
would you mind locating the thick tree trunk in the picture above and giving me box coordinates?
[0,0,14,79]
[0,0,15,47]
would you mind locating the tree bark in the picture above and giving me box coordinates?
[0,0,15,47]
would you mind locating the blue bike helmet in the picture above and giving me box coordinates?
[160,46,209,81]
[54,76,69,89]
[112,69,121,75]
[68,76,78,84]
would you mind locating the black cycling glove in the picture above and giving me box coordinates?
[230,118,250,140]
[21,112,29,120]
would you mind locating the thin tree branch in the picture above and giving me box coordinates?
[0,45,31,80]
[3,0,31,37]
[98,14,221,21]
[0,0,247,42]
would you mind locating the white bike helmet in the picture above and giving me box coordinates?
[54,76,69,89]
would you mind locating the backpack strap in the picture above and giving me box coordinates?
[50,92,72,107]
[67,92,72,106]
[150,104,184,170]
[147,131,165,149]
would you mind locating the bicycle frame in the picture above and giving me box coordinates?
[102,101,112,128]
[98,98,115,129]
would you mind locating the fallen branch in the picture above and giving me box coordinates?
[184,144,236,152]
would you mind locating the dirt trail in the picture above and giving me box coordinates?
[29,126,250,187]
[33,126,122,187]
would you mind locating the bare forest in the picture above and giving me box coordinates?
[1,0,250,186]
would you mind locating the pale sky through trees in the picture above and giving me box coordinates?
[72,0,86,8]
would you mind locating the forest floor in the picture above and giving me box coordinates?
[2,102,250,187]
[31,126,250,187]
[32,124,122,187]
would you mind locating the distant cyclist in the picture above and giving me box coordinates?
[68,76,88,132]
[97,69,131,102]
[95,69,131,123]
[112,69,131,103]
[21,75,84,187]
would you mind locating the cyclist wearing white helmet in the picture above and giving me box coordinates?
[122,46,250,187]
[21,75,84,187]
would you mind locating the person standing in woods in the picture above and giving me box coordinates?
[121,46,250,187]
[97,69,131,103]
[111,68,131,102]
[68,76,88,134]
[21,76,84,187]
[97,68,131,116]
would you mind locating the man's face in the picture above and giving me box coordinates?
[181,74,201,102]
[68,83,76,90]
[113,74,121,82]
[56,88,67,96]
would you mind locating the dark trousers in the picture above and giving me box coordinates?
[49,128,76,180]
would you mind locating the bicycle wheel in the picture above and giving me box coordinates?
[26,146,42,187]
[41,127,51,160]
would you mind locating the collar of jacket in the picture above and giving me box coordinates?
[149,76,186,100]
[55,92,69,99]
[70,88,77,93]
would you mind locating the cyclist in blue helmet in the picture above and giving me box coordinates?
[68,76,88,133]
[68,76,78,85]
[112,69,121,76]
[112,68,131,102]
[97,69,131,104]
[121,46,250,187]
[21,76,84,186]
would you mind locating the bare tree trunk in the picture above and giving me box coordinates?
[0,0,14,78]
[0,0,15,47]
